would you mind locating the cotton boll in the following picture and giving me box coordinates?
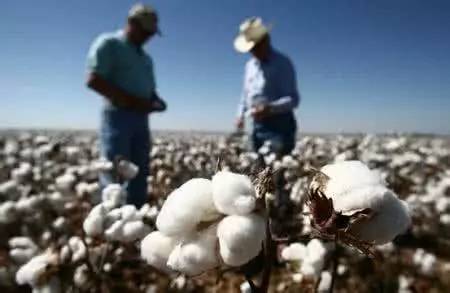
[281,242,306,261]
[156,178,219,237]
[73,264,90,289]
[91,158,113,172]
[167,226,219,276]
[413,249,436,276]
[102,184,125,209]
[212,171,256,215]
[317,160,411,244]
[59,245,71,264]
[105,220,125,241]
[12,162,33,182]
[83,204,107,236]
[298,239,330,278]
[55,173,76,193]
[217,214,265,266]
[16,196,44,213]
[68,237,87,263]
[16,251,58,287]
[141,231,178,273]
[0,201,17,224]
[138,204,159,220]
[117,160,139,180]
[120,205,140,222]
[10,248,38,264]
[321,161,384,201]
[122,221,151,242]
[317,271,332,292]
[347,191,411,244]
[0,180,20,200]
[52,217,67,231]
[240,281,252,293]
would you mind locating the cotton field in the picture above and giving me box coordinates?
[0,130,450,292]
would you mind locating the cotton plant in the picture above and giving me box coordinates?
[141,170,268,279]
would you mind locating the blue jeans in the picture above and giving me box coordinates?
[99,109,150,208]
[252,112,297,156]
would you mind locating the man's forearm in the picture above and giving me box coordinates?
[269,95,299,114]
[86,73,152,112]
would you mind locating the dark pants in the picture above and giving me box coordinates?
[252,112,297,156]
[99,109,150,208]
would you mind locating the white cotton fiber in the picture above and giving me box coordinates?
[167,226,219,276]
[299,239,330,278]
[319,160,411,244]
[16,251,57,286]
[211,171,257,215]
[156,178,220,237]
[281,242,306,261]
[104,220,125,241]
[122,221,151,242]
[55,173,76,192]
[68,237,87,263]
[102,184,125,209]
[0,201,17,224]
[83,204,107,236]
[140,231,178,273]
[217,214,265,266]
[348,191,411,244]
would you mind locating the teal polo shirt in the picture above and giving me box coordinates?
[87,30,156,110]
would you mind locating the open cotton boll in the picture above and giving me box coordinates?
[317,160,411,245]
[91,158,113,172]
[217,214,265,266]
[0,201,18,224]
[16,251,58,287]
[299,239,330,278]
[347,191,411,244]
[281,242,306,261]
[55,173,76,192]
[141,231,178,273]
[120,205,140,222]
[102,184,126,209]
[117,160,139,180]
[138,203,159,220]
[211,171,257,215]
[122,221,151,242]
[83,204,107,236]
[317,271,332,292]
[68,237,87,263]
[156,178,219,237]
[167,225,219,276]
[105,220,125,241]
[321,160,384,200]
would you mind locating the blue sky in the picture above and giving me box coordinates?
[1,0,450,134]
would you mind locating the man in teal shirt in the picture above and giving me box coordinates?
[86,3,166,207]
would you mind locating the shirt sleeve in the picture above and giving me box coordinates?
[269,57,300,114]
[237,65,249,119]
[86,35,115,79]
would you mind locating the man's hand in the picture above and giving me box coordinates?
[251,104,271,121]
[150,94,167,113]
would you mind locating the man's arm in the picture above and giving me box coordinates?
[236,67,249,129]
[86,72,153,113]
[268,58,300,114]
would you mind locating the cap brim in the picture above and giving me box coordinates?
[234,34,255,53]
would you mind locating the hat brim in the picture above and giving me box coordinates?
[234,35,256,53]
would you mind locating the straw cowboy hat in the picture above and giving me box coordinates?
[234,17,271,53]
